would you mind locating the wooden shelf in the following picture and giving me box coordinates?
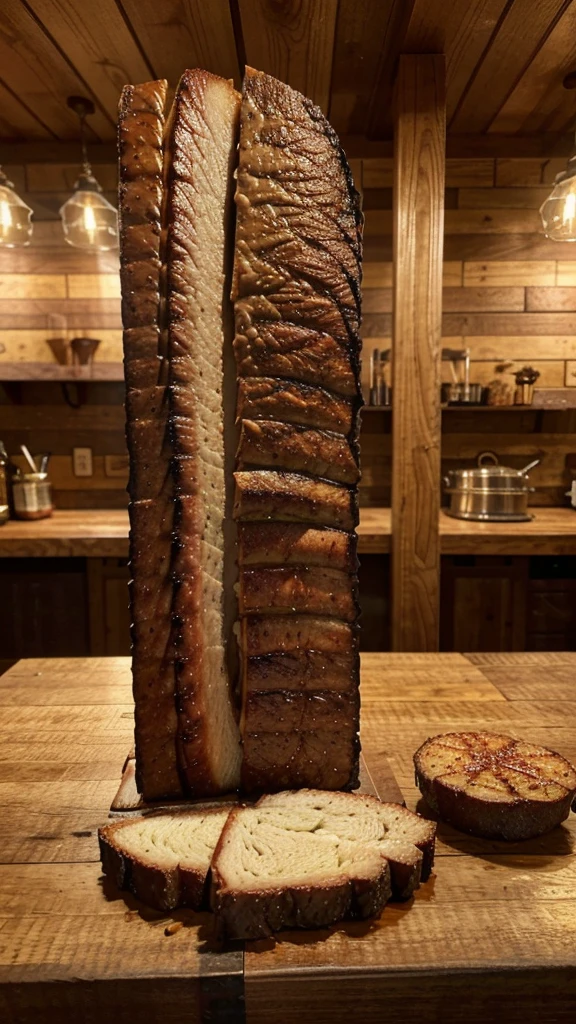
[2,507,574,559]
[358,506,576,555]
[0,363,124,382]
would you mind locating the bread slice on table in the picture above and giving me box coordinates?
[210,789,436,939]
[414,731,576,841]
[99,806,232,911]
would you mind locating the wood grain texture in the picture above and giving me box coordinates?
[449,0,568,134]
[329,0,401,134]
[489,1,576,135]
[0,0,112,140]
[527,288,576,312]
[3,652,576,1023]
[403,0,508,122]
[238,0,338,111]
[23,0,152,123]
[463,261,555,287]
[391,55,445,652]
[119,0,240,85]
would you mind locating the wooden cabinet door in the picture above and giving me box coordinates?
[87,558,131,656]
[441,557,529,652]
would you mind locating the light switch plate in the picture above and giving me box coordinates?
[73,447,93,477]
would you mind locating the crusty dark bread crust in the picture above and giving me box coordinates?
[99,807,233,912]
[210,806,391,940]
[414,731,576,841]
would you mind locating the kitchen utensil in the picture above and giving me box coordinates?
[463,348,471,403]
[443,451,540,522]
[441,382,486,405]
[40,452,51,474]
[20,444,37,474]
[13,471,52,520]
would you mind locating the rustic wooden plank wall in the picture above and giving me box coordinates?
[0,160,126,508]
[360,152,576,509]
[0,157,575,510]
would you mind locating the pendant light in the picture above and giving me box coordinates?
[0,166,33,247]
[539,151,576,242]
[59,96,118,252]
[540,73,576,242]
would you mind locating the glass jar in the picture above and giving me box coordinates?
[13,472,52,520]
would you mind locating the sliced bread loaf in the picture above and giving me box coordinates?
[99,806,232,911]
[414,731,576,841]
[211,789,436,939]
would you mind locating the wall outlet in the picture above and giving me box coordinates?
[73,447,93,477]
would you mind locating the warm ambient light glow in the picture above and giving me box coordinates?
[0,168,33,247]
[540,165,576,241]
[59,181,118,251]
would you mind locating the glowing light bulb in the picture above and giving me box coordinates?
[0,201,13,231]
[540,162,576,242]
[0,170,33,247]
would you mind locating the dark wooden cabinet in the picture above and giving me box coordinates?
[0,558,89,658]
[441,556,529,652]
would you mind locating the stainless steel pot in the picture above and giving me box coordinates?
[443,451,540,522]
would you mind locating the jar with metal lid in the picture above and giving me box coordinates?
[13,471,53,520]
[0,442,8,524]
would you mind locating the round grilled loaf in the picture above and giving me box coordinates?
[414,731,576,841]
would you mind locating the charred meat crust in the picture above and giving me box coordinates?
[236,418,360,485]
[238,565,360,621]
[234,470,358,531]
[237,521,357,571]
[241,728,361,794]
[237,376,356,435]
[119,79,183,801]
[244,649,358,692]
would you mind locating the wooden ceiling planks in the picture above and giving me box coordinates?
[24,0,153,127]
[449,0,571,134]
[329,0,405,135]
[0,0,574,143]
[0,82,53,140]
[117,0,241,87]
[489,2,576,135]
[237,0,338,112]
[403,0,509,123]
[0,0,113,140]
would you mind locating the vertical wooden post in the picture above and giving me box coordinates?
[391,54,445,652]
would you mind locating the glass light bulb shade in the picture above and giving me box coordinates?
[0,184,33,247]
[59,189,118,251]
[540,175,576,241]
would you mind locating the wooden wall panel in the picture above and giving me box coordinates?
[391,54,445,653]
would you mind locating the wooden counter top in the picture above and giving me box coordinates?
[0,506,574,559]
[358,506,576,555]
[0,509,129,557]
[1,651,575,1022]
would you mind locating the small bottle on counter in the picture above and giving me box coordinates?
[0,442,9,524]
[12,471,53,521]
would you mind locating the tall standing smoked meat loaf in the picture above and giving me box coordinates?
[232,68,363,792]
[119,79,183,801]
[120,72,242,800]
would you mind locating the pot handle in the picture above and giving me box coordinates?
[477,450,499,467]
[520,458,541,475]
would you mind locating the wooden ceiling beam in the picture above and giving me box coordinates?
[341,133,573,158]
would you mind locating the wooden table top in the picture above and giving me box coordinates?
[1,652,575,1023]
[1,506,575,558]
